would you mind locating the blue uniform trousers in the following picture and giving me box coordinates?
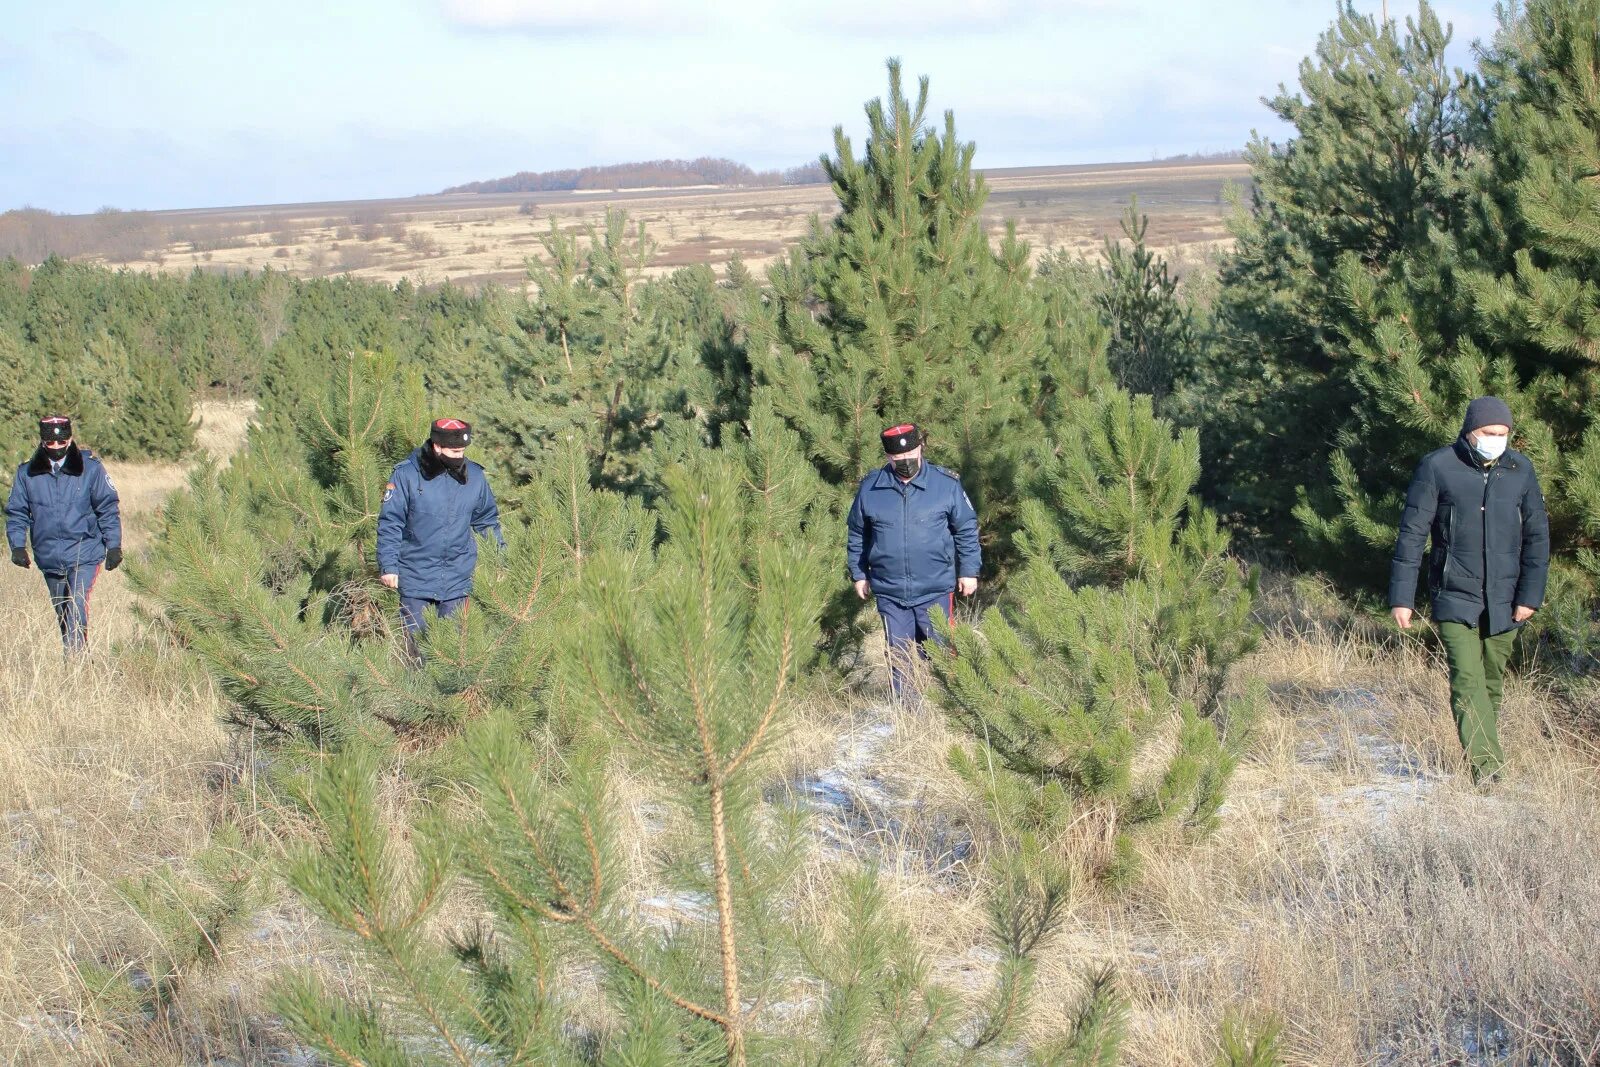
[399,594,468,660]
[43,562,101,653]
[878,592,954,701]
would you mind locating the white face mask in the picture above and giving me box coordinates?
[1473,433,1508,461]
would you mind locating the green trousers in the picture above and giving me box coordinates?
[1436,614,1517,781]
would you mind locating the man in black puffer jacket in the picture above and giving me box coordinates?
[1389,396,1550,782]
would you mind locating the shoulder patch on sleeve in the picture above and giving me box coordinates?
[382,481,396,503]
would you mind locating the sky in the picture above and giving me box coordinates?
[0,0,1503,214]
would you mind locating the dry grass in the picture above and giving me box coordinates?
[806,578,1600,1064]
[97,161,1249,288]
[190,401,254,464]
[0,490,252,1062]
[0,397,326,1064]
[5,435,1597,1063]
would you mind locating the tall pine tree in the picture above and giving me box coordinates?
[1462,0,1600,668]
[1203,2,1473,546]
[740,60,1107,555]
[1215,0,1600,670]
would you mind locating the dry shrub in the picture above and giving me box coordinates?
[404,230,439,256]
[338,244,375,271]
[801,574,1600,1064]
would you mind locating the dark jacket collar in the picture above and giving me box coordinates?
[26,442,84,477]
[416,442,467,484]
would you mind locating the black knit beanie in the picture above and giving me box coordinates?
[1461,397,1513,436]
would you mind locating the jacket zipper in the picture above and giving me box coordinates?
[900,480,910,598]
[1481,468,1490,593]
[1441,507,1455,589]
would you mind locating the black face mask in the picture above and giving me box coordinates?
[438,451,466,470]
[890,456,920,479]
[43,444,68,460]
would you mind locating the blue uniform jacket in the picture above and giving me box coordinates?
[846,462,981,609]
[376,447,504,601]
[6,444,121,575]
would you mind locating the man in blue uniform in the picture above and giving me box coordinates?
[376,418,503,658]
[7,416,123,653]
[847,423,982,701]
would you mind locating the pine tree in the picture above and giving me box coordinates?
[1203,1,1473,541]
[1216,1014,1285,1067]
[1098,198,1196,404]
[0,328,45,469]
[1221,0,1600,670]
[273,458,1107,1065]
[1460,0,1600,668]
[932,389,1259,886]
[1035,968,1126,1067]
[5,259,215,460]
[110,343,196,459]
[740,60,1105,554]
[477,211,727,495]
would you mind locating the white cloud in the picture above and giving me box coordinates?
[438,0,1135,36]
[439,0,722,33]
[52,28,129,65]
[805,0,1126,34]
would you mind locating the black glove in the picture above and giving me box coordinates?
[11,547,28,569]
[105,547,123,571]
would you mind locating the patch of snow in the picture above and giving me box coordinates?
[12,1011,83,1048]
[637,890,715,929]
[784,714,973,874]
[1299,687,1452,822]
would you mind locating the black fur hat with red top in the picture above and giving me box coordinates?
[39,416,72,444]
[880,423,921,455]
[429,418,472,448]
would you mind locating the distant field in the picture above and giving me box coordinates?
[91,160,1250,288]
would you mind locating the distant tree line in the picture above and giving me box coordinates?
[1152,149,1246,164]
[0,206,371,267]
[441,156,827,194]
[0,206,173,265]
